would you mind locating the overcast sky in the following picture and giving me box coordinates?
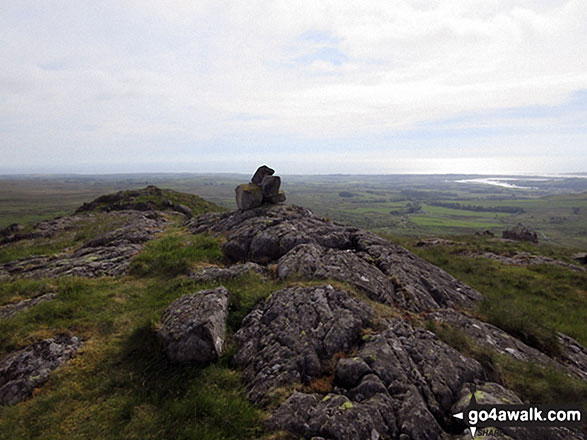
[1,1,586,175]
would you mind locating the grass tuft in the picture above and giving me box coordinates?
[129,233,224,278]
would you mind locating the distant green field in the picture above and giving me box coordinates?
[410,216,503,229]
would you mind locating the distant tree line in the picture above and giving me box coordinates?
[429,201,525,214]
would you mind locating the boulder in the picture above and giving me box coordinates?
[251,165,275,185]
[0,335,82,405]
[235,184,263,211]
[265,190,286,204]
[572,252,587,265]
[158,286,229,363]
[260,175,281,199]
[502,224,538,243]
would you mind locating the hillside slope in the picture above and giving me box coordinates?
[0,192,585,439]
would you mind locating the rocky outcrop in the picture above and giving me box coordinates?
[188,202,586,439]
[428,309,587,380]
[188,262,265,282]
[0,211,167,280]
[572,252,587,265]
[502,224,538,243]
[74,185,216,218]
[451,383,584,440]
[0,335,82,405]
[189,204,482,312]
[463,250,585,272]
[277,243,397,306]
[0,293,57,320]
[234,165,286,210]
[267,318,486,440]
[158,287,229,364]
[233,285,373,404]
[0,215,83,246]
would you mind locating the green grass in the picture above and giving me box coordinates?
[77,186,224,217]
[0,229,290,440]
[129,233,224,278]
[0,213,136,264]
[428,322,587,407]
[407,241,587,351]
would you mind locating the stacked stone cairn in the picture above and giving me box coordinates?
[235,165,286,210]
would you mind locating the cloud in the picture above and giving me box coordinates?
[0,0,586,173]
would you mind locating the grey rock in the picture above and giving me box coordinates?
[233,285,373,404]
[571,252,587,265]
[189,204,483,311]
[452,383,584,440]
[265,190,286,204]
[189,262,265,282]
[235,184,263,211]
[0,335,82,405]
[0,211,167,279]
[502,224,538,243]
[251,165,275,185]
[462,250,584,272]
[260,175,281,199]
[557,332,587,381]
[268,318,486,440]
[429,309,587,380]
[163,199,193,218]
[0,293,57,320]
[158,286,229,363]
[278,243,397,306]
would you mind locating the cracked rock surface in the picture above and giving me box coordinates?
[191,204,586,440]
[0,211,167,280]
[267,318,485,440]
[233,285,373,405]
[0,335,82,405]
[189,204,483,312]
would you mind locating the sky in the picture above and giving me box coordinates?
[1,0,586,175]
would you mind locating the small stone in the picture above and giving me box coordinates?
[235,184,263,210]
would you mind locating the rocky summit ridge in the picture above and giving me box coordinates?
[0,184,585,439]
[186,202,586,440]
